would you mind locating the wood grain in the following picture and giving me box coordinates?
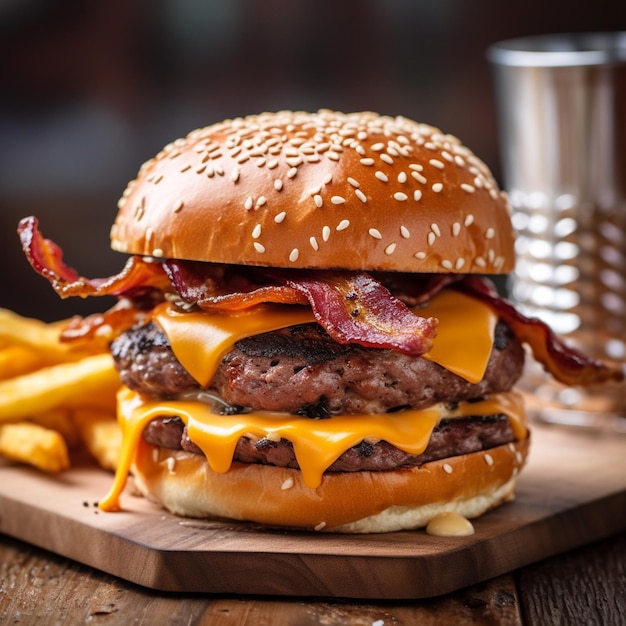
[0,421,625,600]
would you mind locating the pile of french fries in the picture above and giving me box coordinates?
[0,308,122,473]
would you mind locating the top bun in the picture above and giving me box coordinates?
[111,110,514,274]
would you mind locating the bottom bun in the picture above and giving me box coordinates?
[131,435,530,533]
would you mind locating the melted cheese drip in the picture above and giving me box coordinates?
[99,389,527,511]
[154,290,498,387]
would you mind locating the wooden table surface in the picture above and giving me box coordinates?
[1,529,624,625]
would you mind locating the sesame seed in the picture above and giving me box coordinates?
[394,192,408,201]
[397,172,407,183]
[310,236,319,250]
[322,226,331,242]
[400,226,410,238]
[289,248,299,262]
[375,171,388,182]
[413,190,423,201]
[431,223,441,237]
[452,222,461,236]
[253,242,265,253]
[371,142,385,151]
[427,232,436,246]
[323,173,333,185]
[485,227,495,239]
[380,153,394,165]
[347,177,360,188]
[252,224,261,239]
[464,214,475,227]
[461,183,475,193]
[455,155,465,167]
[484,453,494,466]
[369,228,383,239]
[179,164,192,173]
[314,522,327,532]
[360,158,375,166]
[274,179,283,191]
[336,219,350,231]
[166,457,176,473]
[281,478,294,490]
[256,196,267,207]
[267,159,279,169]
[274,211,286,223]
[475,257,487,268]
[409,164,424,171]
[385,243,397,255]
[244,196,254,210]
[152,248,164,257]
[355,189,367,203]
[173,199,184,213]
[414,251,426,259]
[455,258,466,270]
[443,463,453,474]
[331,196,346,205]
[429,159,445,170]
[231,167,240,183]
[326,151,340,161]
[441,259,453,270]
[411,171,427,184]
[313,194,323,207]
[432,182,443,193]
[287,167,298,179]
[441,150,453,162]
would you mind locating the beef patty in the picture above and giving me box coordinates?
[111,320,525,415]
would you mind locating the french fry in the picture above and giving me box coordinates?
[0,308,67,353]
[73,408,121,471]
[0,354,120,422]
[0,422,70,473]
[0,345,47,380]
[26,408,82,449]
[0,308,123,474]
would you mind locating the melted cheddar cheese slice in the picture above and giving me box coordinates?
[153,289,498,387]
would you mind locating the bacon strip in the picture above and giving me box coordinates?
[271,270,438,355]
[18,216,623,381]
[458,275,624,387]
[163,260,308,310]
[165,261,437,355]
[18,216,170,299]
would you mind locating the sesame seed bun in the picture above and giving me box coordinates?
[132,435,530,533]
[110,110,515,274]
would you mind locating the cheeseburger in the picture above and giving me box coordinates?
[18,110,622,533]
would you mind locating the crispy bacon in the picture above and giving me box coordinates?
[163,260,308,310]
[18,216,170,299]
[457,276,624,387]
[270,270,438,355]
[18,216,624,382]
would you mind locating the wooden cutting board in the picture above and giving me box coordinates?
[0,420,625,600]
